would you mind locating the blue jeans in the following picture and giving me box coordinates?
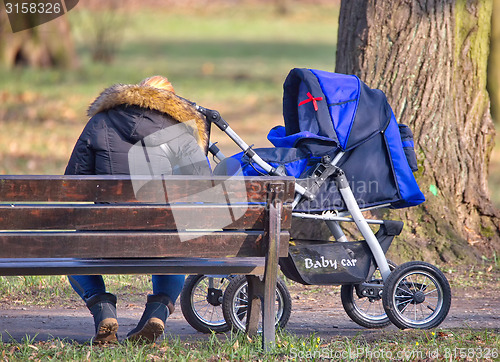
[68,275,185,303]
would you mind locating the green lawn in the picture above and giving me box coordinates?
[0,3,339,174]
[0,328,498,361]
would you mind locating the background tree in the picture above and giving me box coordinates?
[336,0,500,262]
[0,11,77,68]
[73,0,125,63]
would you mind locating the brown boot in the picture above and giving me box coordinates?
[126,294,174,343]
[86,293,119,343]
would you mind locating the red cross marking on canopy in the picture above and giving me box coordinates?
[298,92,323,111]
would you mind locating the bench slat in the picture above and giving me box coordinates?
[0,231,289,258]
[0,257,266,276]
[0,204,292,230]
[0,175,295,203]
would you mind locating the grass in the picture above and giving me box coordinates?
[0,328,498,361]
[0,275,152,307]
[0,260,498,360]
[0,2,339,174]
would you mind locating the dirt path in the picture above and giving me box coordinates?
[1,274,499,344]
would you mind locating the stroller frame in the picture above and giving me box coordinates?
[182,105,452,332]
[199,106,392,279]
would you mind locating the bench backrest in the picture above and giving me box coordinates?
[0,175,294,259]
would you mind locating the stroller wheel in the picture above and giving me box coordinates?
[222,275,292,333]
[341,260,396,329]
[382,261,451,329]
[180,275,233,333]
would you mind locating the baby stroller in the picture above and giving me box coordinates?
[179,68,451,333]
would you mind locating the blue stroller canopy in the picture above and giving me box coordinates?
[282,68,389,152]
[230,68,425,211]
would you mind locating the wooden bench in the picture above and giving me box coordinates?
[0,175,294,350]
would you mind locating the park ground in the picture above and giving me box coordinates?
[0,264,499,360]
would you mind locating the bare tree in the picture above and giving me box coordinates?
[336,0,499,262]
[74,0,125,63]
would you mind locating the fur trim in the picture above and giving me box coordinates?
[87,84,209,152]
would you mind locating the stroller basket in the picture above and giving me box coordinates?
[279,220,403,285]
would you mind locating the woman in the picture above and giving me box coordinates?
[65,76,211,343]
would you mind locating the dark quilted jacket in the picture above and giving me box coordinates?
[65,83,211,177]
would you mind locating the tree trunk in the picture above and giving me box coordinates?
[0,11,77,68]
[336,0,499,263]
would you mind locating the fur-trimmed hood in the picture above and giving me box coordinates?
[87,83,209,152]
